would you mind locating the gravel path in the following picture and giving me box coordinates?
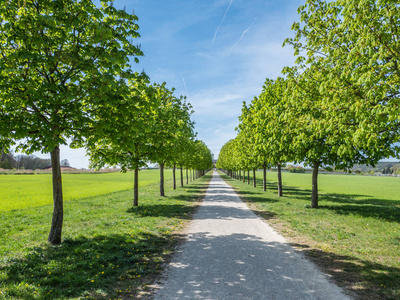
[152,171,350,300]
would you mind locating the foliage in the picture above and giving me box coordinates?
[147,83,196,167]
[0,149,15,169]
[0,0,143,244]
[287,165,305,173]
[284,0,400,160]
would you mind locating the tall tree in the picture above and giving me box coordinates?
[282,0,400,206]
[252,77,293,196]
[284,0,400,165]
[237,102,262,188]
[86,77,153,207]
[0,0,143,244]
[148,83,195,197]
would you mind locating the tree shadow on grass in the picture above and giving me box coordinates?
[306,191,400,224]
[0,232,183,300]
[127,204,200,220]
[235,175,400,224]
[291,242,400,300]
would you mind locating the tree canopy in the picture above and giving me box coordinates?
[0,0,143,244]
[217,0,400,208]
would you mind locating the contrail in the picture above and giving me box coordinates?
[212,0,233,45]
[181,74,189,97]
[229,17,257,54]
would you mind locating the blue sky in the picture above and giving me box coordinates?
[33,0,304,168]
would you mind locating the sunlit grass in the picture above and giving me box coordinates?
[0,172,212,300]
[262,170,400,201]
[222,171,400,300]
[0,169,180,212]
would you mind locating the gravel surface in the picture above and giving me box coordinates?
[151,171,351,300]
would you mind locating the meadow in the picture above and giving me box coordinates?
[0,171,211,299]
[221,170,400,300]
[0,169,181,212]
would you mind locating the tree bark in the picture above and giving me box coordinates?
[247,170,250,184]
[180,167,184,187]
[311,161,320,208]
[48,146,63,245]
[263,162,267,192]
[186,168,188,184]
[243,170,245,183]
[277,163,283,197]
[133,166,139,206]
[253,168,256,188]
[173,162,176,190]
[160,162,165,197]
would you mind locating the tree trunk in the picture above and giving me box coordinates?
[186,168,188,184]
[253,168,256,188]
[243,170,245,182]
[180,167,184,187]
[247,170,250,184]
[48,146,63,245]
[133,166,139,206]
[311,161,320,208]
[263,162,267,192]
[173,162,176,190]
[160,162,165,197]
[277,163,283,197]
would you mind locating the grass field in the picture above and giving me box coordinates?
[270,171,400,200]
[0,169,182,212]
[221,171,400,300]
[0,171,211,299]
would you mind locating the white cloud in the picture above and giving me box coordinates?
[212,0,234,45]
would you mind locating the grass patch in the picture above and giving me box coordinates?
[219,171,400,300]
[0,172,212,299]
[0,169,182,212]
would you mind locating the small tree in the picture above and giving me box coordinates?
[60,159,70,167]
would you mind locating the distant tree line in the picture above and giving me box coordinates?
[0,149,59,170]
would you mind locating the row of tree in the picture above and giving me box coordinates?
[0,0,213,245]
[0,150,72,170]
[217,0,400,208]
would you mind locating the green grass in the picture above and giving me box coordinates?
[0,172,212,299]
[273,171,400,200]
[0,169,181,212]
[221,171,400,300]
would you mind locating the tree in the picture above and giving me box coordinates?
[252,77,293,196]
[60,159,70,167]
[282,0,400,206]
[87,77,153,207]
[0,0,143,244]
[147,83,195,197]
[15,154,51,169]
[191,140,214,177]
[236,103,263,188]
[284,0,400,166]
[0,149,16,169]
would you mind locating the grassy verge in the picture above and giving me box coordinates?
[0,172,212,300]
[218,171,400,300]
[0,169,182,212]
